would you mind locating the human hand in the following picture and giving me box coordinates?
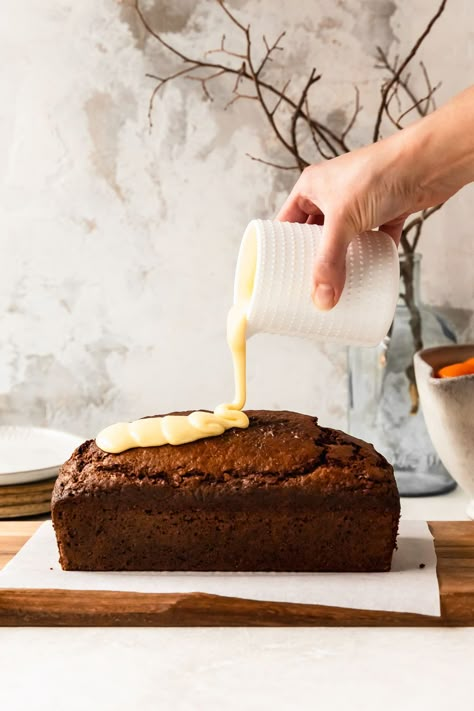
[277,137,419,310]
[277,86,474,310]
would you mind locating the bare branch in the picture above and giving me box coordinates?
[270,79,291,116]
[138,0,445,163]
[134,0,192,64]
[217,0,249,34]
[399,229,412,255]
[403,204,444,236]
[225,92,258,109]
[136,0,347,159]
[186,68,227,101]
[308,123,341,157]
[147,83,161,130]
[238,19,301,165]
[419,61,435,114]
[401,203,444,254]
[257,31,286,76]
[305,97,335,160]
[373,0,447,141]
[230,62,245,92]
[378,50,440,123]
[205,34,246,60]
[384,83,405,130]
[396,81,440,124]
[145,65,197,91]
[145,65,200,127]
[413,204,444,250]
[290,68,320,170]
[341,86,362,141]
[376,48,442,133]
[377,48,421,117]
[245,153,300,171]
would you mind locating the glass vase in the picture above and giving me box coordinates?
[348,253,457,496]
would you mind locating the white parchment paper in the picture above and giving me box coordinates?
[0,519,440,616]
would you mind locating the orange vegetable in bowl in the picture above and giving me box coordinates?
[437,356,474,379]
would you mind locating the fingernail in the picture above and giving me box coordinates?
[313,283,335,310]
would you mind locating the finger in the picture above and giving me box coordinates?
[277,194,324,222]
[312,214,355,310]
[277,171,324,222]
[378,216,406,245]
[306,212,324,225]
[276,192,309,222]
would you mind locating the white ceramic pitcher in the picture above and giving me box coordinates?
[233,219,400,347]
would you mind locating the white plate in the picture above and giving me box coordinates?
[0,426,83,486]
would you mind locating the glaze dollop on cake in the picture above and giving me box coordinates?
[52,410,400,572]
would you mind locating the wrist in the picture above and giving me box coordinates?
[380,126,427,211]
[395,88,474,209]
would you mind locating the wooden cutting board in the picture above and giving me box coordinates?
[0,520,473,626]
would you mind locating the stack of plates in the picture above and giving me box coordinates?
[0,426,83,518]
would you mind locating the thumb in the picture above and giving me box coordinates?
[312,214,355,310]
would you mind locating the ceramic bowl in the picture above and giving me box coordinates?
[414,344,474,519]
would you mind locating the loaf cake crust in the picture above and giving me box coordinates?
[52,410,400,572]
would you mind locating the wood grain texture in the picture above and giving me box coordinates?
[0,520,473,626]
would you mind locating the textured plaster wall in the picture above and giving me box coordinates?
[0,0,473,438]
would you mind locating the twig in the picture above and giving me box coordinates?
[145,67,200,127]
[419,61,437,114]
[290,69,320,170]
[215,2,303,163]
[378,51,441,130]
[236,12,305,167]
[217,0,249,34]
[134,0,191,64]
[186,69,227,101]
[257,31,285,76]
[225,92,258,109]
[396,82,440,124]
[376,48,420,116]
[377,48,440,122]
[231,62,246,92]
[341,86,362,141]
[380,82,403,130]
[245,153,300,170]
[205,34,246,60]
[270,79,291,116]
[396,67,441,125]
[401,204,444,253]
[305,97,334,160]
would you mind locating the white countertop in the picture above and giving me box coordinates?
[401,485,470,521]
[0,489,472,711]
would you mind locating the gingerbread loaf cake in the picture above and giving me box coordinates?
[52,410,400,572]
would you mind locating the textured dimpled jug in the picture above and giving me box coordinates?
[234,219,399,347]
